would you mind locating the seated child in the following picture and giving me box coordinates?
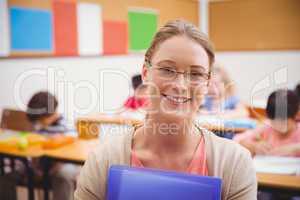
[0,91,78,200]
[295,83,300,122]
[123,74,147,110]
[200,63,249,119]
[234,89,300,157]
[26,91,68,133]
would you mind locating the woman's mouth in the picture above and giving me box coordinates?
[161,93,192,104]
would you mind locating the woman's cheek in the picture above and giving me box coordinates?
[140,80,159,113]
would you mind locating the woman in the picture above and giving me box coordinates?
[75,20,257,200]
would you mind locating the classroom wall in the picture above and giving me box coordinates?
[0,55,144,124]
[216,51,300,107]
[1,0,300,124]
[0,51,299,123]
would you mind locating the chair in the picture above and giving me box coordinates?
[247,106,266,121]
[0,109,34,132]
[76,113,142,139]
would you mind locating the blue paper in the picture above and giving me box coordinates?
[107,165,222,200]
[10,7,52,51]
[224,119,257,129]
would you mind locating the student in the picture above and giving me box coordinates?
[234,89,300,157]
[75,20,257,200]
[26,91,68,133]
[123,74,148,111]
[200,64,249,119]
[295,83,300,99]
[295,83,300,122]
[0,91,78,200]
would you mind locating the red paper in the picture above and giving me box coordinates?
[103,21,128,55]
[53,1,78,56]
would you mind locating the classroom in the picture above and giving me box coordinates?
[0,0,300,200]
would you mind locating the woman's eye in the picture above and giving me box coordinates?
[161,68,175,73]
[190,72,202,77]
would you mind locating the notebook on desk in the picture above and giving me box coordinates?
[107,165,222,200]
[254,156,300,175]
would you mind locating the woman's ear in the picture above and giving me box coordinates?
[142,63,149,82]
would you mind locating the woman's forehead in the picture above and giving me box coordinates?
[151,36,210,71]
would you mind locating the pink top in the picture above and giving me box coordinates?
[131,136,208,176]
[234,123,300,157]
[124,96,147,110]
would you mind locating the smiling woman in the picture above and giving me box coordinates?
[75,20,257,200]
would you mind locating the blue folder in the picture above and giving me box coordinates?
[107,165,222,200]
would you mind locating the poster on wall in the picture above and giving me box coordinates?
[0,0,10,57]
[77,2,102,56]
[10,7,53,52]
[128,8,158,51]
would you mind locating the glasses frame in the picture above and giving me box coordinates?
[145,61,211,86]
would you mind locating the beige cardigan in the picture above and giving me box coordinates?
[75,126,257,200]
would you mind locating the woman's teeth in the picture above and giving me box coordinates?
[163,94,190,103]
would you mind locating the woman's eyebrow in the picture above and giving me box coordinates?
[156,60,177,66]
[190,65,207,72]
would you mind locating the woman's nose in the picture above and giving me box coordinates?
[172,73,189,92]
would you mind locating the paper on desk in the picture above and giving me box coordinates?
[253,156,300,175]
[196,116,256,129]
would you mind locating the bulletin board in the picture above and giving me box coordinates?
[0,0,199,58]
[209,0,300,51]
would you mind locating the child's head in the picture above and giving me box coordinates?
[132,74,142,91]
[26,91,59,127]
[295,83,300,100]
[266,89,299,134]
[208,64,234,99]
[131,74,147,99]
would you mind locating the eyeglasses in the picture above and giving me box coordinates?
[146,61,210,85]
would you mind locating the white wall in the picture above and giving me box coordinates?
[1,51,299,123]
[1,0,299,123]
[216,51,300,107]
[0,55,144,123]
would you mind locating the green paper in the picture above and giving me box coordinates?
[128,11,157,51]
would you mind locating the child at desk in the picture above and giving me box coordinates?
[200,64,249,119]
[0,91,78,200]
[295,83,300,122]
[123,74,147,111]
[199,65,249,139]
[121,74,147,120]
[234,89,300,157]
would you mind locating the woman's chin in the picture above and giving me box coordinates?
[158,105,195,121]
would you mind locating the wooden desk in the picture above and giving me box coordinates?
[78,113,142,126]
[76,114,142,139]
[42,139,99,200]
[44,139,99,164]
[257,173,300,191]
[77,113,256,135]
[0,144,43,200]
[0,145,44,158]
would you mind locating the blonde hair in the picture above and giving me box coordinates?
[211,63,235,97]
[144,19,215,68]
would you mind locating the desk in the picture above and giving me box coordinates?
[42,139,99,200]
[0,145,44,200]
[78,113,142,126]
[77,113,256,135]
[44,139,99,164]
[257,173,300,195]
